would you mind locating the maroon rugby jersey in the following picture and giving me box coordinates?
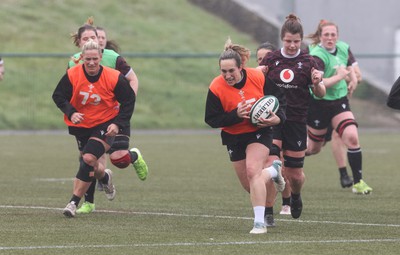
[260,48,320,123]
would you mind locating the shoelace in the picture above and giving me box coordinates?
[103,184,114,194]
[67,204,75,210]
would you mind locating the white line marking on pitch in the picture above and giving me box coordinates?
[1,205,399,251]
[0,239,399,251]
[34,178,74,182]
[1,204,399,228]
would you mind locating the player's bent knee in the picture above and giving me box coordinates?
[283,155,304,168]
[110,152,132,169]
[76,157,94,182]
[81,153,98,166]
[306,146,321,155]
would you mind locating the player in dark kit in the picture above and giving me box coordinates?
[259,14,325,219]
[387,75,400,110]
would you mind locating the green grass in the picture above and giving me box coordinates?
[0,0,261,130]
[0,131,399,254]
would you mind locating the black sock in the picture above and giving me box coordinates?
[348,148,362,183]
[339,167,348,177]
[129,151,138,163]
[282,197,290,206]
[101,172,109,185]
[84,180,96,203]
[291,193,300,200]
[265,207,273,216]
[70,195,81,206]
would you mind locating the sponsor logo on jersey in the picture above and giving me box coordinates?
[280,69,294,83]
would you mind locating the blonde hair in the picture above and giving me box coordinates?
[82,39,101,54]
[73,39,101,65]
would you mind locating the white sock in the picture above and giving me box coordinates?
[264,165,278,179]
[253,206,265,223]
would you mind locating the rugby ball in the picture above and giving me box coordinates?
[249,95,279,125]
